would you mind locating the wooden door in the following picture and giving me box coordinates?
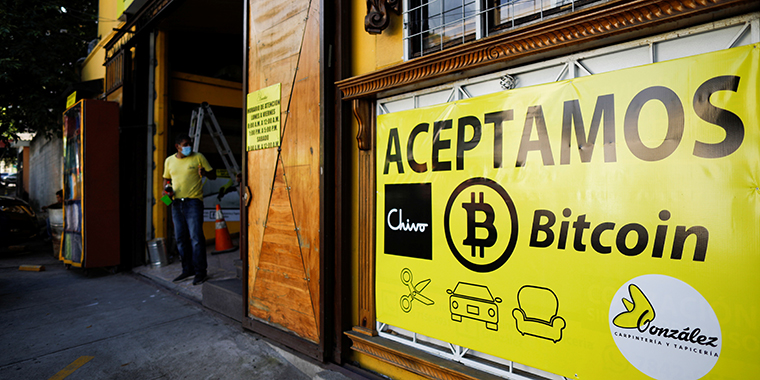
[243,0,322,353]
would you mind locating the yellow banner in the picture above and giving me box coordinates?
[376,44,760,379]
[246,83,281,151]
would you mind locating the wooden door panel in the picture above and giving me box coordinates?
[249,163,319,342]
[280,165,320,324]
[246,147,278,294]
[246,0,322,347]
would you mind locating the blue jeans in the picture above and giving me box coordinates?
[171,198,207,276]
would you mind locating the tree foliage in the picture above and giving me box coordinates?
[0,0,97,142]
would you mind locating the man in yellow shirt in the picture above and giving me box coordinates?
[163,133,216,285]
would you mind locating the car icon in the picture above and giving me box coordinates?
[447,282,502,331]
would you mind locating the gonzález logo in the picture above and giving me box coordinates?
[609,274,721,380]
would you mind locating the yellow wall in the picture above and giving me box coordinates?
[106,86,122,103]
[98,0,121,39]
[350,1,404,77]
[153,30,169,239]
[81,0,123,83]
[169,72,243,108]
[81,48,105,83]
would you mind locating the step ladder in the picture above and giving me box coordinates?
[189,102,240,187]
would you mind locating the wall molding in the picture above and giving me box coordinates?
[346,332,504,380]
[339,0,757,99]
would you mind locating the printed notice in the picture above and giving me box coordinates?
[246,83,281,151]
[66,92,77,108]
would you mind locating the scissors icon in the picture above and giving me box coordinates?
[400,268,434,313]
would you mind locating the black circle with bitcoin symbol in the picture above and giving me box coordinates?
[444,178,518,272]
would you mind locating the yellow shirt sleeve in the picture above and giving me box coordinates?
[163,155,173,179]
[198,153,213,172]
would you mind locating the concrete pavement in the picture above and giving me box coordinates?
[0,240,351,380]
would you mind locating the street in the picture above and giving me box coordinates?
[0,241,321,380]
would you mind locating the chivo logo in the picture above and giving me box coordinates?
[384,183,432,260]
[387,208,429,232]
[609,274,721,380]
[444,178,518,273]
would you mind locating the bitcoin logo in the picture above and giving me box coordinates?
[444,178,518,272]
[462,192,497,258]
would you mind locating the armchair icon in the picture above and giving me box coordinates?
[512,285,566,343]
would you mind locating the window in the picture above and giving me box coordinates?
[406,0,480,57]
[404,0,602,59]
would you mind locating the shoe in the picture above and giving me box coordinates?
[192,274,208,285]
[172,272,195,282]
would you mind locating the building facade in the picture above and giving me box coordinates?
[79,0,760,378]
[335,0,759,379]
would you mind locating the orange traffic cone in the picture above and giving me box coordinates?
[212,204,236,254]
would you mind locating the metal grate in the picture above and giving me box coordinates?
[404,0,602,59]
[105,49,125,95]
[377,322,568,379]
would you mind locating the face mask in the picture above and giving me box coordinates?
[181,146,192,156]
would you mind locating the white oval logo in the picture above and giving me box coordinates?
[609,274,721,380]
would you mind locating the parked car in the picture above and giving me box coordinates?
[0,173,9,186]
[3,173,16,187]
[0,196,42,247]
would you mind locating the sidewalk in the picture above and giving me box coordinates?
[130,238,357,380]
[0,240,355,380]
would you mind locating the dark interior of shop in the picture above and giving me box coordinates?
[118,0,243,268]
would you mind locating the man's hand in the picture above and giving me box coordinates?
[163,179,173,196]
[198,165,217,180]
